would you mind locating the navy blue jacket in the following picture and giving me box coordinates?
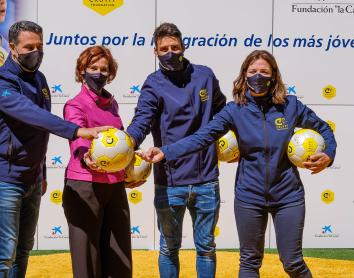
[127,60,226,185]
[161,92,337,206]
[0,56,78,185]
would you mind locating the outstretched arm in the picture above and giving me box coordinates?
[127,80,159,148]
[139,147,166,163]
[143,103,235,163]
[0,84,108,140]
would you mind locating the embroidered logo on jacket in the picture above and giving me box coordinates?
[199,89,208,102]
[274,117,288,130]
[1,90,11,97]
[42,88,50,100]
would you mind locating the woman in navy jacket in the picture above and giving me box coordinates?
[141,50,336,278]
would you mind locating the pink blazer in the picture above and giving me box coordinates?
[64,85,125,184]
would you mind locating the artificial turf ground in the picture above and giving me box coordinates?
[27,250,354,278]
[30,248,354,260]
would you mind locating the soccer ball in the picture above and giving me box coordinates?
[125,152,152,182]
[0,46,8,67]
[90,128,134,172]
[287,129,325,168]
[217,130,240,162]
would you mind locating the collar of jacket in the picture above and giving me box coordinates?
[3,55,37,80]
[82,85,114,107]
[245,90,274,112]
[160,58,192,84]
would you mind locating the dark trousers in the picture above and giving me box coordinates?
[235,199,312,278]
[63,179,132,278]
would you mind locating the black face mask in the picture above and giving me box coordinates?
[83,72,108,92]
[158,52,184,71]
[16,49,44,72]
[246,73,273,95]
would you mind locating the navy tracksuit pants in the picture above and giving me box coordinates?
[235,198,312,278]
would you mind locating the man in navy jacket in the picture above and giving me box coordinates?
[0,21,108,278]
[127,23,226,278]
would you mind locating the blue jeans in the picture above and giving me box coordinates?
[154,180,220,278]
[235,199,312,278]
[0,182,41,278]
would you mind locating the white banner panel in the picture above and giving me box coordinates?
[38,0,155,105]
[2,0,351,250]
[273,0,354,105]
[156,0,274,102]
[120,104,156,250]
[37,104,70,250]
[269,105,354,247]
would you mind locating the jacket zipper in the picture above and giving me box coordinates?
[261,106,270,206]
[7,134,13,173]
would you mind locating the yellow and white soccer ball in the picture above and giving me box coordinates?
[125,152,152,182]
[287,129,325,168]
[0,46,8,67]
[217,130,240,162]
[90,128,134,172]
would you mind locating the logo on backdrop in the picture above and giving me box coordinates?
[321,189,334,204]
[128,189,142,204]
[83,0,124,16]
[47,155,65,168]
[51,84,62,94]
[130,225,148,239]
[322,225,333,234]
[326,120,336,132]
[287,85,296,95]
[315,224,339,238]
[328,164,341,170]
[214,226,220,237]
[286,84,304,99]
[50,83,70,102]
[50,190,63,205]
[44,226,68,239]
[52,226,62,235]
[291,1,354,15]
[123,84,141,99]
[322,84,336,100]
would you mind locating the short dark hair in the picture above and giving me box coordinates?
[9,20,43,45]
[153,22,183,47]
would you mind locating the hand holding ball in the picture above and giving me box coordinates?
[89,128,134,172]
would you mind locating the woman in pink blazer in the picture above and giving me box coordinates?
[63,46,132,278]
